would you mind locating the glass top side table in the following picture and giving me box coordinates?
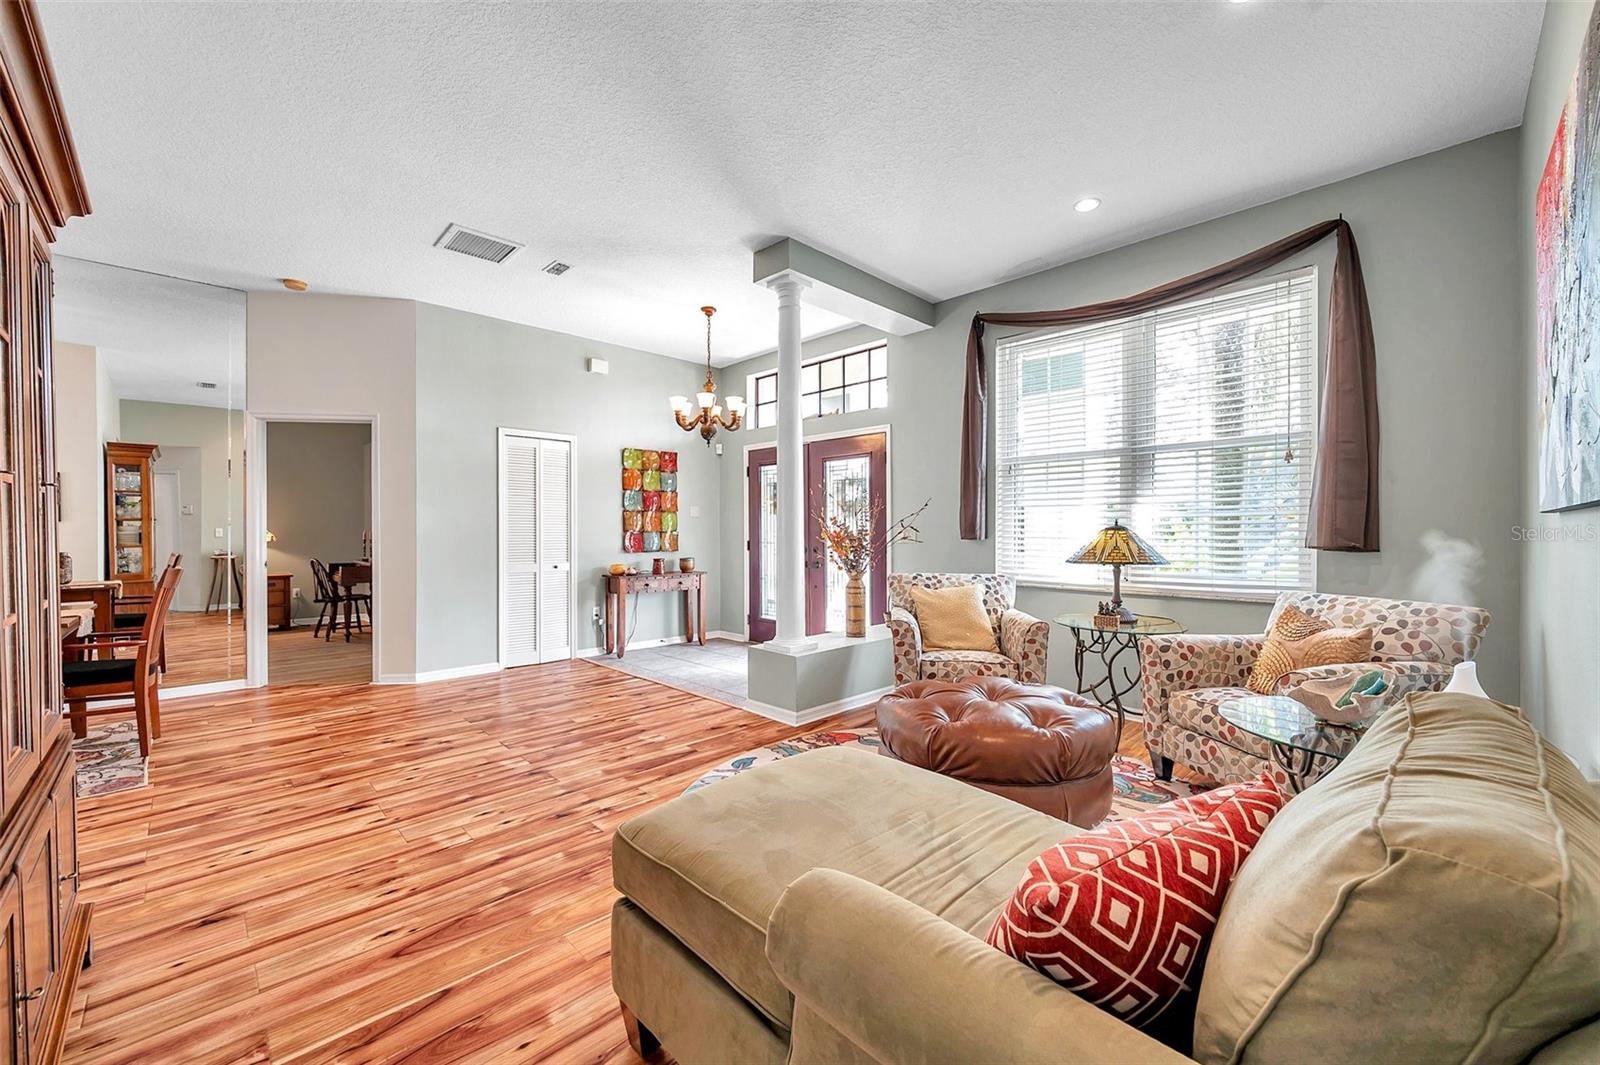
[1219,694,1371,793]
[1053,613,1185,732]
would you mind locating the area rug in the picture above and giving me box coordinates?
[688,727,1206,824]
[72,720,148,798]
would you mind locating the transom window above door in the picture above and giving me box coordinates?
[748,342,888,428]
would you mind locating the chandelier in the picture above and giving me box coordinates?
[670,306,744,444]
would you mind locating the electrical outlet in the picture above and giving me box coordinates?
[591,606,601,622]
[293,587,302,600]
[214,527,224,539]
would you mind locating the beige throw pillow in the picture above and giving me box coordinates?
[909,584,1000,653]
[1246,605,1373,695]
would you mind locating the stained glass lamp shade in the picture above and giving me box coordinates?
[1067,521,1168,622]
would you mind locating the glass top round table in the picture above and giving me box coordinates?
[1053,613,1185,636]
[1219,694,1371,791]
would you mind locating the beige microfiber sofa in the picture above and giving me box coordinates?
[610,693,1600,1064]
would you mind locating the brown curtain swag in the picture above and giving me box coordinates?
[960,218,1378,552]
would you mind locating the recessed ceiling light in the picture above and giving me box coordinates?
[281,277,308,291]
[1073,197,1102,213]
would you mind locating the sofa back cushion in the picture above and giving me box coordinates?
[1266,591,1489,666]
[1193,692,1600,1064]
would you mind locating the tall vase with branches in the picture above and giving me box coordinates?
[817,498,930,637]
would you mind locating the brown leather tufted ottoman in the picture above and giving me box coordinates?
[874,677,1118,826]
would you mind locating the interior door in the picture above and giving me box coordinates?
[499,432,540,668]
[498,430,571,668]
[535,438,571,663]
[746,432,887,642]
[153,471,179,574]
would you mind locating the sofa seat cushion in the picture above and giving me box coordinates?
[919,649,1018,681]
[1194,693,1600,1064]
[613,746,1075,1030]
[1167,688,1271,759]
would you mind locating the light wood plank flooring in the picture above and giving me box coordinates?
[159,611,247,689]
[267,624,372,686]
[67,661,1179,1063]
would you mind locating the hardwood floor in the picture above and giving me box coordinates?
[267,624,372,686]
[149,611,373,692]
[159,610,247,689]
[67,660,866,1063]
[67,662,1179,1063]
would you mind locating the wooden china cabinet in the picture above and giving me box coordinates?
[0,5,94,1064]
[102,442,159,613]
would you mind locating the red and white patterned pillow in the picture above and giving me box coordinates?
[986,775,1286,1028]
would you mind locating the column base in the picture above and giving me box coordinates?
[765,635,818,654]
[745,628,894,726]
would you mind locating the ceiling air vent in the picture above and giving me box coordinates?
[542,260,572,276]
[434,223,523,264]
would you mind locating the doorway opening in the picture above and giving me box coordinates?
[260,420,375,685]
[745,429,888,642]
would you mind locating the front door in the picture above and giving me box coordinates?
[746,432,887,642]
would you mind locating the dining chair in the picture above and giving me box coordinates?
[310,559,343,641]
[111,553,181,672]
[340,567,372,643]
[63,563,181,757]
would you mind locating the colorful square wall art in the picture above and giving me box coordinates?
[1537,3,1600,511]
[622,448,680,550]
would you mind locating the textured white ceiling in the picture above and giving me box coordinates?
[38,1,1540,365]
[54,257,246,409]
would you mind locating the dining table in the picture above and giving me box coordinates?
[328,560,372,637]
[61,578,121,631]
[59,602,95,642]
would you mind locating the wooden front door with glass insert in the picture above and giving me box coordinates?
[746,432,887,642]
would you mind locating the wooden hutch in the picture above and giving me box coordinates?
[0,4,94,1063]
[103,442,159,613]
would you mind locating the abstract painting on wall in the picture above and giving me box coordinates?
[622,447,679,551]
[1536,2,1600,512]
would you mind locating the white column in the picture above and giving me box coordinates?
[766,272,814,651]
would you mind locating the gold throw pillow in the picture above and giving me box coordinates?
[909,584,1000,653]
[1246,605,1374,695]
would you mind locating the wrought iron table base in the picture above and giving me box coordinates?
[1071,626,1146,732]
[1269,741,1343,793]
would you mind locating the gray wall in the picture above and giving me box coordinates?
[266,422,372,621]
[413,303,723,673]
[247,292,418,680]
[718,131,1525,700]
[1519,0,1600,778]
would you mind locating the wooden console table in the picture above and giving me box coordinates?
[604,571,707,659]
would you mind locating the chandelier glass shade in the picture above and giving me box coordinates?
[670,306,743,444]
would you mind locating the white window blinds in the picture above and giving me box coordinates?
[995,269,1317,599]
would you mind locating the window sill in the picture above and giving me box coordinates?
[1013,578,1299,606]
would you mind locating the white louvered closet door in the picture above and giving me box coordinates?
[536,438,572,662]
[499,433,542,667]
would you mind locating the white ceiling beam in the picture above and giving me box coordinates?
[752,239,934,336]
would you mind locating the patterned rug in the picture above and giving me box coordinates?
[72,720,148,798]
[688,727,1205,824]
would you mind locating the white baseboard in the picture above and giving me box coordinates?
[742,684,892,727]
[377,662,502,685]
[576,632,746,659]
